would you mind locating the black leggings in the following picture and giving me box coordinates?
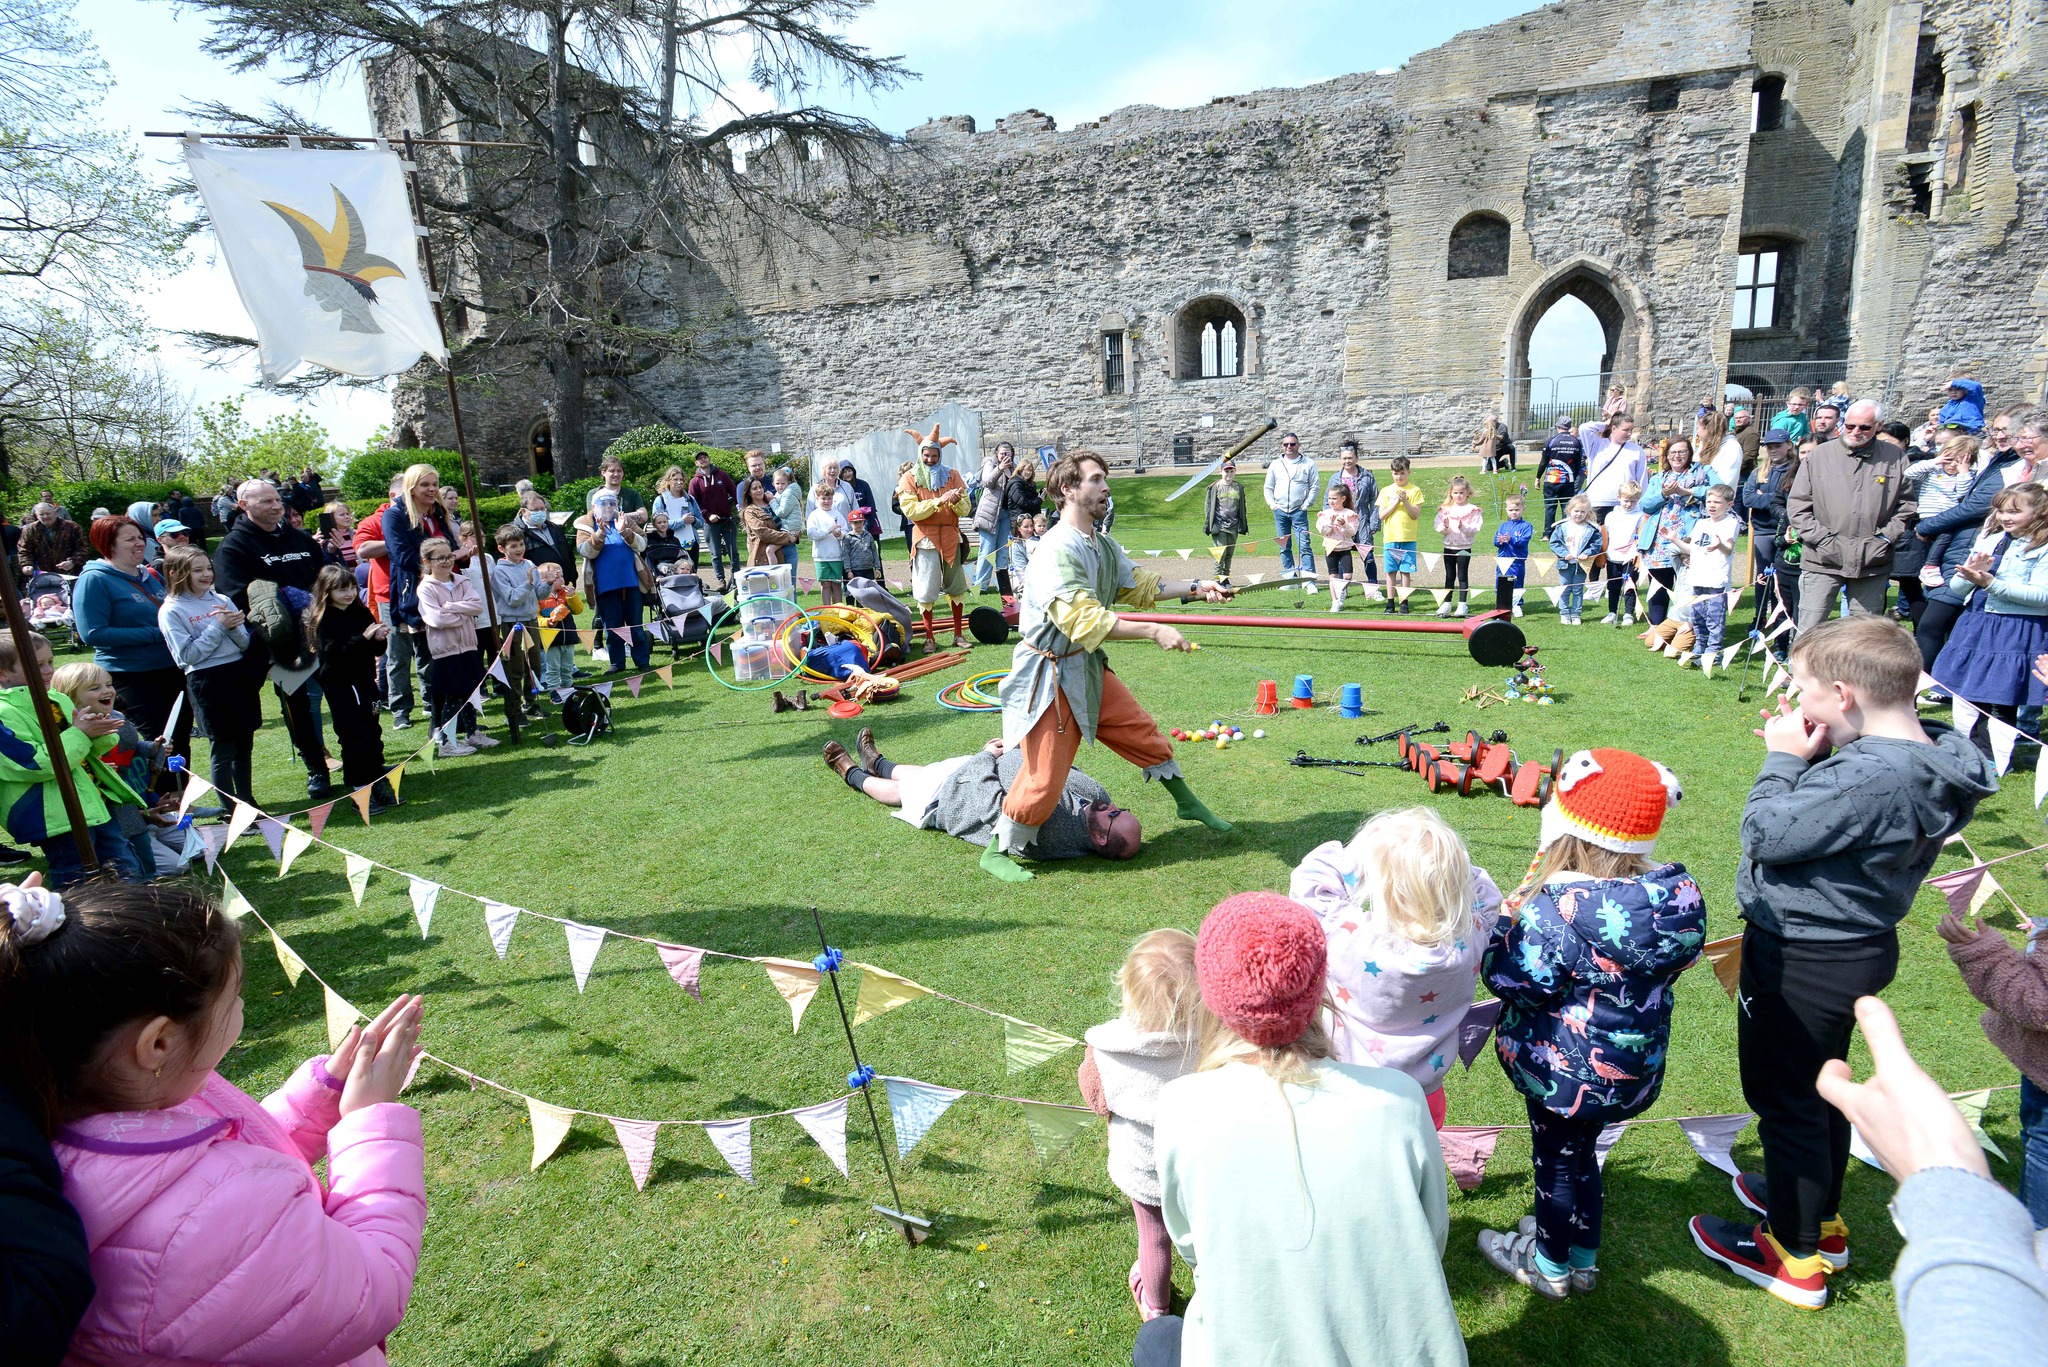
[1529,1101,1607,1265]
[1646,567,1677,625]
[110,666,195,760]
[1605,564,1639,616]
[324,675,386,790]
[1917,597,1965,672]
[1443,550,1470,599]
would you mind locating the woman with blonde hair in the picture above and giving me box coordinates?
[1141,893,1466,1366]
[380,463,468,646]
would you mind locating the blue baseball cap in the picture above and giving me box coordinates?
[154,519,190,540]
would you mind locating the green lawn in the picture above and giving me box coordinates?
[194,462,2035,1366]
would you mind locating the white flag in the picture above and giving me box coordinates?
[1987,718,2020,775]
[1594,1121,1629,1170]
[564,921,606,992]
[1953,697,1982,740]
[182,142,446,383]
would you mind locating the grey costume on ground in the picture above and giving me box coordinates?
[923,748,1107,859]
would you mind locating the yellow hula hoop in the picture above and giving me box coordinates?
[777,604,885,679]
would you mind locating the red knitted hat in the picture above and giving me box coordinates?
[1539,747,1683,854]
[1195,893,1327,1047]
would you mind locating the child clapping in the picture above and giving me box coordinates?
[1078,929,1207,1322]
[1289,806,1503,1127]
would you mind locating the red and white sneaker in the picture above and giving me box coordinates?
[1690,1215,1829,1309]
[1731,1173,1849,1270]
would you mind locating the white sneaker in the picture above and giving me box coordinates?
[1600,613,1618,624]
[1620,613,1635,626]
[1361,589,1385,603]
[438,739,478,758]
[467,732,501,749]
[1455,604,1469,617]
[1436,600,1456,617]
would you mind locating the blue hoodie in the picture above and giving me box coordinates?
[1484,863,1705,1124]
[72,560,177,675]
[1938,378,1986,435]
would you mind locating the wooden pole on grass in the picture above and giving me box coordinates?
[0,554,98,871]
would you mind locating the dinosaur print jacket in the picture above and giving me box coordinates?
[1483,863,1705,1124]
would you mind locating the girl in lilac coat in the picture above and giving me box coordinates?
[1289,806,1503,1129]
[0,875,426,1367]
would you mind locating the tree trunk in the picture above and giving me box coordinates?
[544,4,591,479]
[550,340,587,480]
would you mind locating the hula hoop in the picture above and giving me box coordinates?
[704,593,813,692]
[936,670,1008,711]
[779,604,886,681]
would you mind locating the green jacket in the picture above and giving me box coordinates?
[0,687,142,842]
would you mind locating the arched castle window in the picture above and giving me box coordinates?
[1176,298,1245,380]
[1447,213,1510,280]
[1752,75,1785,133]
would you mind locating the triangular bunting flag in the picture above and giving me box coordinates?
[1924,865,1987,917]
[1953,697,1982,739]
[177,772,214,820]
[1421,552,1443,573]
[1677,1113,1753,1178]
[223,799,259,851]
[884,1078,965,1159]
[323,984,360,1049]
[2035,762,2048,810]
[344,853,373,906]
[1532,556,1556,577]
[1719,642,1741,668]
[1458,999,1503,1069]
[656,664,674,689]
[656,943,705,1001]
[1145,550,1161,558]
[758,958,822,1033]
[387,764,405,801]
[488,658,509,686]
[484,902,520,958]
[1701,934,1742,999]
[708,641,724,665]
[1700,656,1714,679]
[1849,1124,1885,1170]
[704,1117,754,1183]
[611,626,631,642]
[180,822,207,862]
[576,628,597,649]
[627,675,643,699]
[307,801,334,838]
[1429,587,1451,608]
[257,817,287,861]
[1247,573,1265,586]
[1724,587,1742,611]
[853,963,932,1026]
[528,1097,576,1170]
[1987,718,2020,775]
[1438,1125,1505,1191]
[1019,1100,1096,1159]
[278,826,314,878]
[1594,1120,1629,1170]
[407,878,440,937]
[611,1118,661,1191]
[1542,585,1564,607]
[564,921,607,992]
[1177,549,1192,561]
[1003,1018,1079,1074]
[1764,617,1793,643]
[1972,870,2002,917]
[1918,670,1938,694]
[539,626,559,648]
[218,871,254,921]
[198,824,225,873]
[272,929,307,987]
[1950,1089,2007,1161]
[350,787,374,825]
[593,681,612,701]
[791,1096,851,1177]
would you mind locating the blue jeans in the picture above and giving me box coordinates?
[596,586,651,671]
[1132,1314,1184,1366]
[1559,564,1587,618]
[2021,1076,2048,1228]
[38,822,144,888]
[972,511,1011,589]
[1689,592,1729,660]
[1272,508,1313,573]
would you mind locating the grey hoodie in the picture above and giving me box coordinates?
[1738,720,1998,941]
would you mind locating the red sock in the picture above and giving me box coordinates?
[949,601,965,641]
[920,609,937,646]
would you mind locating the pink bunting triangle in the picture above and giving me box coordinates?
[1438,1125,1504,1191]
[627,674,643,698]
[307,801,334,838]
[1458,999,1502,1070]
[611,626,632,642]
[611,1118,661,1191]
[656,943,704,1001]
[1925,865,1989,917]
[708,641,723,665]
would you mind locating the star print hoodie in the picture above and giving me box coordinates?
[1483,864,1705,1124]
[1290,841,1503,1093]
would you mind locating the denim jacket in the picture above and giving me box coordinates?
[1949,533,2048,617]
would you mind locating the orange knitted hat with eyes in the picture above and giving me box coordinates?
[1538,748,1682,855]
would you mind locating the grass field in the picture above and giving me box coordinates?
[196,463,2037,1366]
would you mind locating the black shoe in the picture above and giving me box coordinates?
[306,776,336,801]
[772,690,797,714]
[367,782,400,816]
[0,844,29,866]
[390,712,413,731]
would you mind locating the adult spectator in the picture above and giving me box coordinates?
[972,441,1019,595]
[1473,414,1516,472]
[382,464,468,666]
[1913,431,2026,682]
[33,487,66,522]
[517,492,574,583]
[688,450,740,589]
[1731,406,1760,475]
[1743,430,1796,625]
[838,460,881,530]
[213,477,333,798]
[1810,398,1842,445]
[73,515,192,758]
[1788,399,1916,634]
[2013,421,2042,485]
[17,504,86,577]
[1703,406,1744,493]
[651,465,704,563]
[1139,893,1464,1367]
[123,500,159,561]
[0,507,21,568]
[1263,432,1320,578]
[1640,437,1709,625]
[1540,415,1584,532]
[355,472,418,729]
[212,483,239,534]
[575,488,654,673]
[585,454,644,516]
[150,519,192,570]
[1814,996,2048,1366]
[732,449,773,514]
[175,490,206,542]
[740,478,793,568]
[1581,415,1646,523]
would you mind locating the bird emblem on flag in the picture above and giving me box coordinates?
[263,187,408,334]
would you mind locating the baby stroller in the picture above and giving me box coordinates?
[24,572,77,651]
[650,568,727,659]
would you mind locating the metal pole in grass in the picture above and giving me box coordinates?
[807,903,930,1246]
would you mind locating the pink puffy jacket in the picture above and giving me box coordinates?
[52,1056,425,1367]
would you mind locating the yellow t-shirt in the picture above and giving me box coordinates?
[1376,484,1422,543]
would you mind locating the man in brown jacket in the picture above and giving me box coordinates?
[17,503,87,577]
[1786,399,1915,635]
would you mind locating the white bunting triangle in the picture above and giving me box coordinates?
[223,799,259,852]
[1953,697,1982,738]
[884,1078,965,1159]
[528,1097,576,1170]
[484,902,520,959]
[1677,1113,1753,1178]
[1719,643,1741,669]
[564,921,606,992]
[791,1096,851,1177]
[1421,552,1442,573]
[704,1117,754,1183]
[344,853,374,906]
[407,877,440,937]
[1987,718,2020,775]
[277,826,314,878]
[1542,585,1564,607]
[177,772,214,820]
[1594,1120,1629,1170]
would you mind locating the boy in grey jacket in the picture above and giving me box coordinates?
[1692,616,1997,1309]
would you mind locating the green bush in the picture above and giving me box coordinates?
[600,425,689,462]
[338,449,467,502]
[343,493,525,535]
[29,481,185,523]
[550,443,752,516]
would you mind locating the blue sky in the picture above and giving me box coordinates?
[75,0,1606,445]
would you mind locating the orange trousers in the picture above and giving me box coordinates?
[1001,669,1174,830]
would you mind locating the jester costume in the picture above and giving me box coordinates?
[895,425,972,648]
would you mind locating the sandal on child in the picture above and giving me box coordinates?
[1128,1260,1166,1321]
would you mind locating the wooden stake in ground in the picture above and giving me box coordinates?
[0,554,97,870]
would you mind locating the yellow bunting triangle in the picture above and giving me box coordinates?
[656,664,674,689]
[539,626,559,648]
[272,930,306,987]
[350,787,374,825]
[757,957,822,1033]
[1971,871,2001,916]
[1019,1099,1096,1158]
[387,763,405,801]
[344,853,374,907]
[1003,1017,1080,1074]
[527,1096,577,1170]
[323,984,360,1049]
[278,827,314,878]
[852,962,933,1026]
[219,871,254,922]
